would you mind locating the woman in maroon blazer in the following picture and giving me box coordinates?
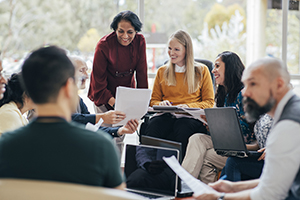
[88,10,148,115]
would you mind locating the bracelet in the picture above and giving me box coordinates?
[218,193,225,200]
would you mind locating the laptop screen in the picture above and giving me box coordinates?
[141,135,182,163]
[204,107,247,152]
[124,144,179,196]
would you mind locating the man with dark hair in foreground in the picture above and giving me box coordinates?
[0,46,125,189]
[195,58,300,200]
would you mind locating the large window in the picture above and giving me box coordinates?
[0,0,299,76]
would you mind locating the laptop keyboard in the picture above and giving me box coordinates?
[216,150,247,158]
[128,190,174,199]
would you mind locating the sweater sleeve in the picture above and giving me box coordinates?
[0,110,24,135]
[72,98,96,125]
[150,67,165,106]
[72,114,96,125]
[88,40,113,106]
[135,35,148,89]
[186,66,214,108]
[99,126,120,137]
[79,97,90,114]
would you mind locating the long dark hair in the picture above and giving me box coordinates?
[0,73,28,108]
[215,51,245,107]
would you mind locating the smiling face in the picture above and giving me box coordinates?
[168,38,186,67]
[116,20,136,46]
[75,60,88,90]
[212,56,225,86]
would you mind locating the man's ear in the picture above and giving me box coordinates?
[64,78,75,99]
[276,77,286,93]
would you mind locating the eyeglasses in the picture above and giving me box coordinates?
[115,69,133,77]
[75,75,88,88]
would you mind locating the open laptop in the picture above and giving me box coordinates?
[140,136,193,198]
[124,144,179,199]
[141,135,182,162]
[204,107,262,158]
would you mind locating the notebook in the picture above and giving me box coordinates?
[124,144,179,199]
[204,107,262,158]
[140,136,193,198]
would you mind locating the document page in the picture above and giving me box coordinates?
[114,86,152,126]
[85,118,104,132]
[182,108,207,125]
[163,155,215,196]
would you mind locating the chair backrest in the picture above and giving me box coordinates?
[0,179,146,200]
[194,58,215,85]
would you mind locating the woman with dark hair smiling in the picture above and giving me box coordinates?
[88,10,148,114]
[88,10,148,153]
[182,51,254,184]
[0,73,35,135]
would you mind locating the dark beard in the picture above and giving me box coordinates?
[243,96,275,123]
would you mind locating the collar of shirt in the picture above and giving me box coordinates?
[175,64,186,73]
[272,90,294,124]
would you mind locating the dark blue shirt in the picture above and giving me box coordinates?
[224,91,254,144]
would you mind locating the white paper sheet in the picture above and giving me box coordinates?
[182,108,207,125]
[163,155,215,196]
[85,118,104,132]
[114,86,152,126]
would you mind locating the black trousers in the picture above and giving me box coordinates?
[145,113,207,158]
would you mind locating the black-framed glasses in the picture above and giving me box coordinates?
[115,69,133,77]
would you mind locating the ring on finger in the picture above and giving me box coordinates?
[117,115,119,119]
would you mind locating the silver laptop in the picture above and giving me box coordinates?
[124,144,179,199]
[140,135,193,198]
[204,107,262,158]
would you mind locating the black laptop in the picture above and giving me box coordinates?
[124,144,179,199]
[141,135,182,162]
[140,136,193,198]
[204,107,262,158]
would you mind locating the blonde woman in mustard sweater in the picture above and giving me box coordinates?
[145,30,214,158]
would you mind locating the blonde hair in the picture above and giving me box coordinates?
[164,30,203,93]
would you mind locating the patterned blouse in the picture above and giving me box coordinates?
[224,91,255,144]
[254,114,273,148]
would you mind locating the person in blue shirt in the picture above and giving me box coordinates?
[222,114,273,182]
[70,56,139,138]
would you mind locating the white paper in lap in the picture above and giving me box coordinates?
[114,86,152,126]
[163,155,215,196]
[182,108,207,125]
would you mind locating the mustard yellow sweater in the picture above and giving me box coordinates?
[150,65,214,108]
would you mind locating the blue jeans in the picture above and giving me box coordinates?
[222,156,264,182]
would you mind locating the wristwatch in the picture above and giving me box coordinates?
[218,193,225,200]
